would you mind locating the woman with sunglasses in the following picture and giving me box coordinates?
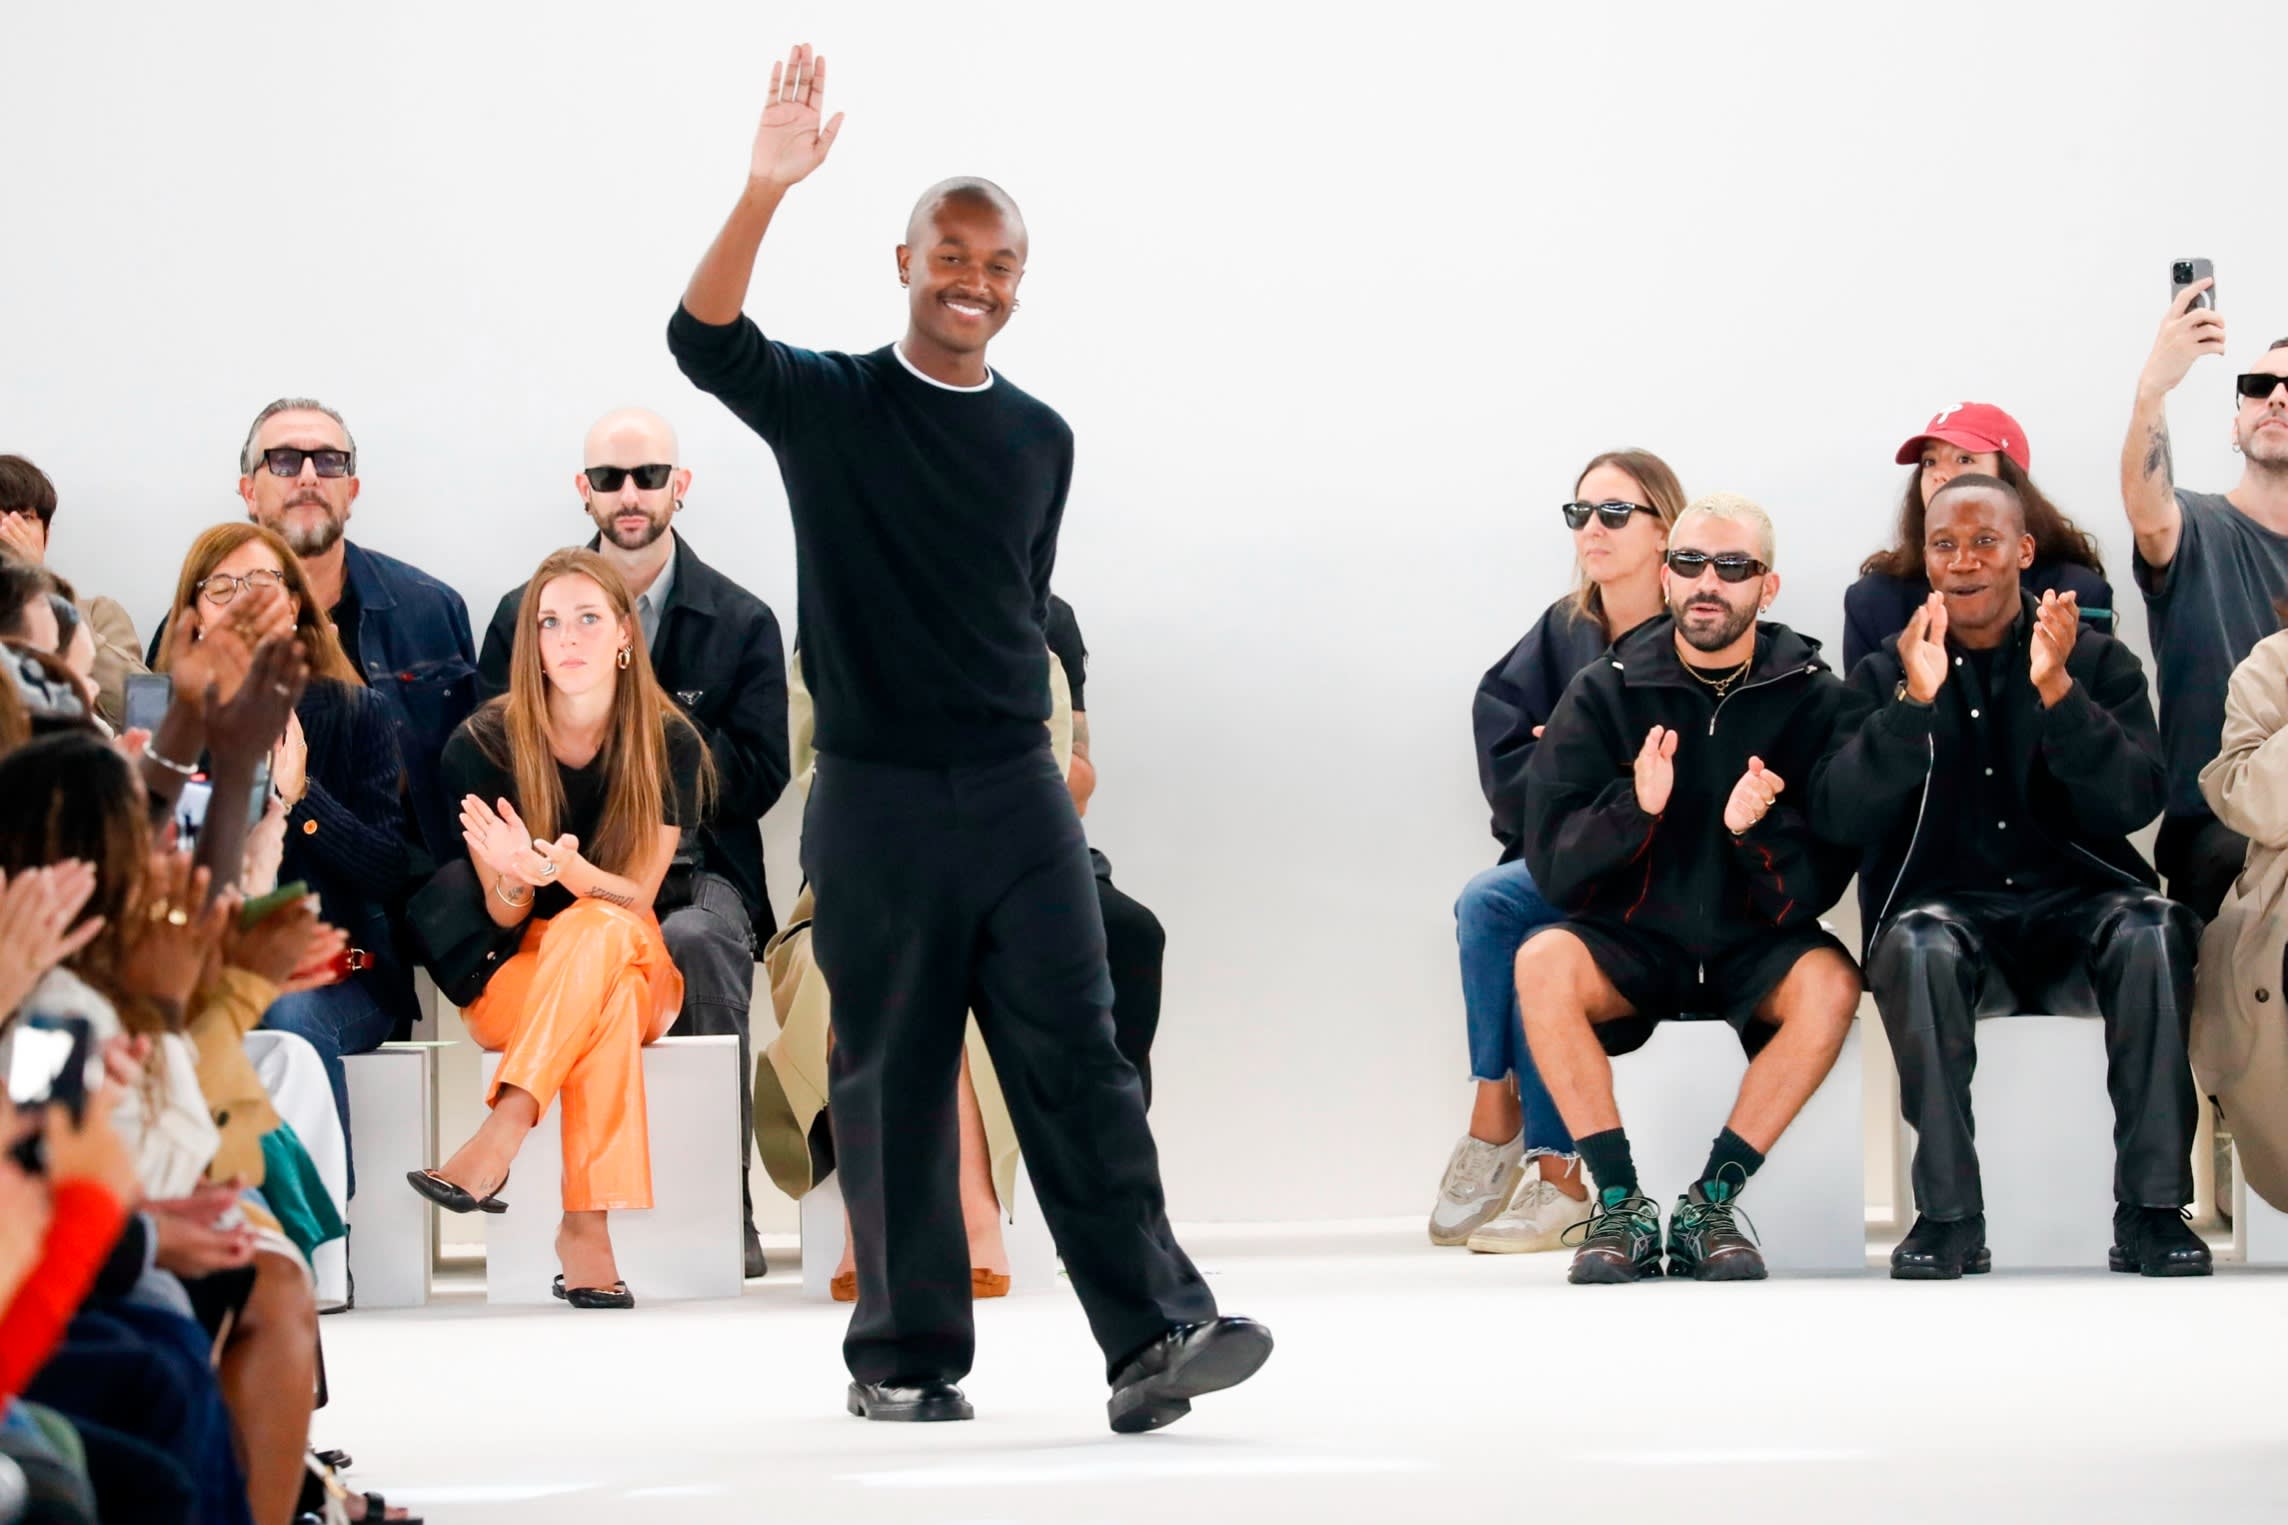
[412,549,711,1308]
[157,525,412,1204]
[1842,402,2112,673]
[1433,449,1686,1253]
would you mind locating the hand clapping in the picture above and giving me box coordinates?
[1633,726,1679,816]
[1899,593,1950,704]
[1724,756,1787,836]
[2028,589,2078,707]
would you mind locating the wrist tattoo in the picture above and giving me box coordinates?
[583,885,634,908]
[2144,421,2174,487]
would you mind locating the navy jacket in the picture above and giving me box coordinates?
[1814,591,2163,949]
[1841,560,2113,674]
[479,531,789,939]
[1473,599,1616,863]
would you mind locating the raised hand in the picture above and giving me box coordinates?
[2140,279,2226,398]
[1899,593,1950,703]
[203,635,310,773]
[2029,588,2079,707]
[224,893,331,988]
[0,862,107,1016]
[271,712,309,806]
[1633,725,1679,816]
[529,833,585,889]
[462,796,550,885]
[171,581,293,709]
[119,852,229,1015]
[0,511,47,565]
[750,43,845,189]
[1723,756,1787,836]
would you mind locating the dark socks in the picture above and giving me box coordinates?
[1700,1127,1766,1191]
[1576,1129,1638,1203]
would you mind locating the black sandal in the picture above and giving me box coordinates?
[551,1274,635,1310]
[405,1169,509,1215]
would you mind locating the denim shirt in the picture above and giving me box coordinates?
[337,541,479,864]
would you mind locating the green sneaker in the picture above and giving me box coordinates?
[1666,1171,1766,1282]
[1564,1186,1663,1284]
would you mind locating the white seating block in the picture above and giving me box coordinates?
[480,1035,744,1304]
[799,1161,1060,1301]
[2233,1146,2288,1264]
[342,1044,437,1308]
[1610,1021,1865,1272]
[1955,1015,2119,1269]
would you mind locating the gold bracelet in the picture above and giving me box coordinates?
[493,880,533,909]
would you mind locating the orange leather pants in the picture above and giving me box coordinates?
[463,901,683,1212]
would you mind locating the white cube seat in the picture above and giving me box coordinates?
[340,1043,438,1308]
[1947,1014,2119,1269]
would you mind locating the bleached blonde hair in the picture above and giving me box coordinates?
[1671,491,1775,568]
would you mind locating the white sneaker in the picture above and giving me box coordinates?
[1429,1133,1525,1246]
[1466,1174,1592,1254]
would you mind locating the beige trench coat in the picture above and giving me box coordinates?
[2194,628,2288,1209]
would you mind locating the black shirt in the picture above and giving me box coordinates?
[329,576,365,680]
[1045,595,1087,711]
[1914,640,2081,897]
[668,306,1076,768]
[439,717,704,920]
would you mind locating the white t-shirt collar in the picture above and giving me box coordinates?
[893,341,995,393]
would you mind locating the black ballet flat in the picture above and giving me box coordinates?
[551,1274,635,1310]
[405,1169,509,1215]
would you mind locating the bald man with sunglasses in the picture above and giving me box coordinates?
[1517,493,1865,1286]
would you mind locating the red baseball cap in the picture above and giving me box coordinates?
[1894,402,2030,472]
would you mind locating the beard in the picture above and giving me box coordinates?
[1671,593,1757,653]
[275,501,346,558]
[595,507,672,551]
[2242,416,2288,474]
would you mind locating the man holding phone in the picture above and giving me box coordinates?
[2120,270,2288,919]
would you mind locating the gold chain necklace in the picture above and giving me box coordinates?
[1684,655,1753,699]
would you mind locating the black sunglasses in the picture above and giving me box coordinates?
[1561,500,1653,531]
[584,464,675,492]
[2237,373,2288,403]
[260,447,353,479]
[1666,549,1768,583]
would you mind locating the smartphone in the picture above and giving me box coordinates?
[4,1014,97,1120]
[2172,258,2216,311]
[239,879,310,929]
[123,672,173,735]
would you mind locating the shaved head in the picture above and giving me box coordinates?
[905,177,1027,252]
[584,406,679,467]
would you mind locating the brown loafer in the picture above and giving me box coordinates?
[830,1270,857,1302]
[971,1269,1011,1299]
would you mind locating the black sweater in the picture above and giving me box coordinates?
[668,305,1074,768]
[1523,617,1864,960]
[1474,599,1626,863]
[1813,591,2164,946]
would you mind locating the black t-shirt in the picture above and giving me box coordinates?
[1044,595,1087,712]
[669,306,1075,768]
[329,577,366,675]
[439,715,704,919]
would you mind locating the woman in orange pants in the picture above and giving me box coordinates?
[410,548,711,1306]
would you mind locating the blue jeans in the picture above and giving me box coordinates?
[1455,860,1575,1158]
[262,979,395,1198]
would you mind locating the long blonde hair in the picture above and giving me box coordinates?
[156,523,363,687]
[472,549,711,875]
[1568,449,1688,633]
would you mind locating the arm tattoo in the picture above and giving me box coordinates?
[1071,711,1090,757]
[2144,421,2174,487]
[583,885,634,908]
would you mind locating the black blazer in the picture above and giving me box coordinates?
[479,531,790,939]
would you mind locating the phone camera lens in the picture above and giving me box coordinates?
[2174,262,2195,283]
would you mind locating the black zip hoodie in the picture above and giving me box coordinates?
[1523,616,1865,961]
[1811,590,2164,948]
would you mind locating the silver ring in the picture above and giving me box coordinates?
[538,861,558,878]
[272,683,292,696]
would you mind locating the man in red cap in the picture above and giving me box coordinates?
[2122,280,2288,919]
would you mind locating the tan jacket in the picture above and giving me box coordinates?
[2194,628,2288,1209]
[78,594,148,732]
[187,967,285,1185]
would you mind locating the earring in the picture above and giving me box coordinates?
[616,646,631,670]
[1010,297,1022,311]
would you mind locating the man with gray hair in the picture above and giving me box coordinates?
[230,396,479,869]
[1518,492,1866,1285]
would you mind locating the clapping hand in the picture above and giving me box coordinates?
[750,44,845,189]
[1633,725,1679,816]
[119,852,230,1016]
[2029,589,2079,707]
[1899,593,1950,703]
[462,796,552,887]
[1723,756,1788,836]
[0,862,107,1018]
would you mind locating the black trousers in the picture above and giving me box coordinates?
[2155,811,2247,923]
[1865,884,2199,1222]
[805,745,1216,1386]
[1093,855,1166,1107]
[659,870,760,1230]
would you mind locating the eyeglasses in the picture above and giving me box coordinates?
[583,464,674,492]
[2237,374,2288,403]
[1561,500,1653,531]
[258,447,353,479]
[1665,549,1768,584]
[197,568,289,605]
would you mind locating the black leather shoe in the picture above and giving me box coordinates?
[406,1169,508,1215]
[1107,1316,1274,1435]
[743,1223,768,1281]
[2109,1205,2213,1277]
[551,1275,636,1309]
[1891,1213,1990,1280]
[846,1380,973,1422]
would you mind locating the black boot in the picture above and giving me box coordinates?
[2109,1205,2212,1277]
[1890,1213,1989,1280]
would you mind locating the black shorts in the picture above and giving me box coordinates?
[1561,921,1856,1058]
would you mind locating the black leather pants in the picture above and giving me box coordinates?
[1865,885,2199,1221]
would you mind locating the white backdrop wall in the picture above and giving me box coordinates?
[4,2,2281,1220]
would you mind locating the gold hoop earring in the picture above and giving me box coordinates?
[616,646,631,670]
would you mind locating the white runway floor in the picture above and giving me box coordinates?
[313,1223,2288,1524]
